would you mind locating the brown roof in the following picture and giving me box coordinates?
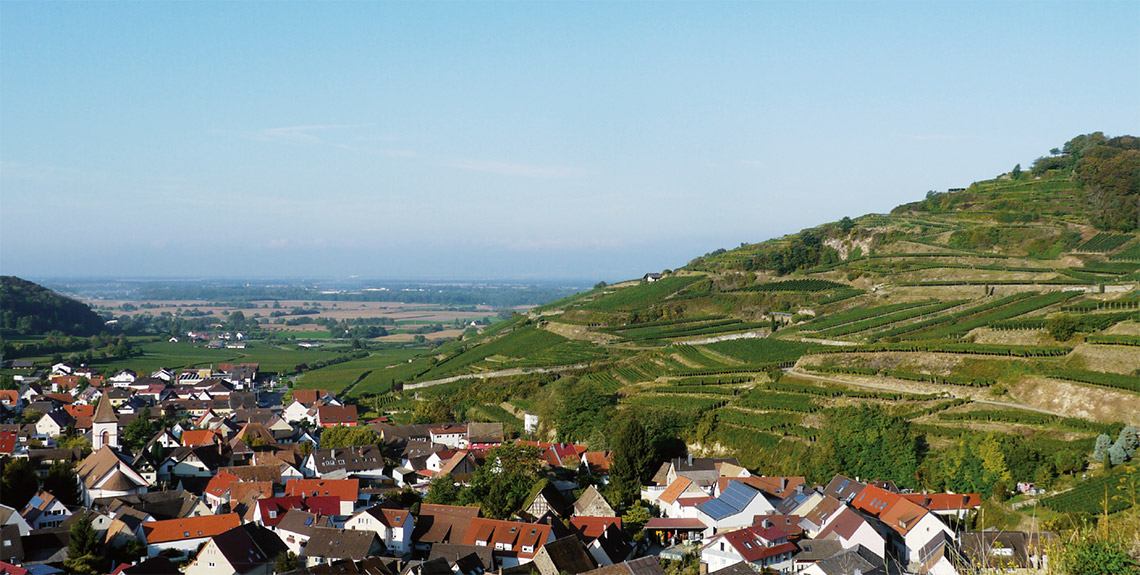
[582,557,666,575]
[415,504,481,544]
[93,395,118,424]
[303,527,378,560]
[658,477,696,505]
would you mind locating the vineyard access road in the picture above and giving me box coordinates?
[784,369,1066,417]
[404,363,592,390]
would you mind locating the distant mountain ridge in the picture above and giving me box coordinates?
[0,275,106,336]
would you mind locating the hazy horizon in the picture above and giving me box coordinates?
[3,2,1138,281]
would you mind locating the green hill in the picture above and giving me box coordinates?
[1,276,106,336]
[361,134,1140,499]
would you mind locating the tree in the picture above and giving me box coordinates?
[425,473,462,505]
[297,440,314,458]
[64,514,102,574]
[121,407,156,454]
[275,551,298,573]
[412,399,453,424]
[609,413,654,508]
[21,409,44,425]
[814,404,919,489]
[463,443,543,519]
[554,381,616,443]
[1094,434,1113,463]
[1048,314,1079,342]
[839,216,855,233]
[1,458,38,509]
[319,425,383,450]
[44,460,79,506]
[1012,163,1023,180]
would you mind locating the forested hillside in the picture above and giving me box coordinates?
[0,275,106,336]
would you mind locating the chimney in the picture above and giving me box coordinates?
[781,477,788,490]
[687,453,693,466]
[762,518,772,529]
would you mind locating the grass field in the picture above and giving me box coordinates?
[295,348,424,394]
[84,341,350,375]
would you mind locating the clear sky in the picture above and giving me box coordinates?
[2,1,1137,282]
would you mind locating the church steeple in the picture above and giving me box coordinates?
[92,394,119,450]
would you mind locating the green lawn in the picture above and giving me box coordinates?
[296,348,423,395]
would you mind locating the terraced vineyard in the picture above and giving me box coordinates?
[358,140,1139,516]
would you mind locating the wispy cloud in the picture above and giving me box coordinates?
[895,133,966,142]
[442,158,594,179]
[253,124,374,146]
[0,160,76,183]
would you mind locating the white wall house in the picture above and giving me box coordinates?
[343,505,415,556]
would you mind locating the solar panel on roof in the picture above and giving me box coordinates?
[698,498,738,520]
[720,481,759,512]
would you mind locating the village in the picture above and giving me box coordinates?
[0,359,1054,575]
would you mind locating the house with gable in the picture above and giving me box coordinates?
[460,517,555,568]
[700,522,797,573]
[77,446,150,505]
[302,527,384,567]
[184,522,287,575]
[141,513,242,557]
[814,507,887,560]
[285,478,360,515]
[19,492,71,530]
[343,505,415,556]
[304,445,387,480]
[653,476,712,519]
[850,485,955,569]
[573,485,616,518]
[412,504,481,551]
[695,481,776,533]
[273,508,335,555]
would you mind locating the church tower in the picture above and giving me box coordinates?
[92,395,119,450]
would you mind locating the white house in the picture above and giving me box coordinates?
[343,505,415,556]
[429,425,468,449]
[815,507,887,560]
[695,481,776,533]
[20,491,72,530]
[184,523,288,575]
[141,513,242,557]
[700,522,797,573]
[76,446,150,506]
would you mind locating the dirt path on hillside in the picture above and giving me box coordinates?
[404,363,590,390]
[783,369,1066,417]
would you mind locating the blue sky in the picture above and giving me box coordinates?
[2,1,1137,282]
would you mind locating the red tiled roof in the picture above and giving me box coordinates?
[719,524,793,562]
[285,479,359,503]
[570,516,622,539]
[205,472,241,498]
[142,513,240,543]
[644,518,708,530]
[901,492,982,511]
[43,393,74,404]
[0,432,17,454]
[292,389,327,405]
[582,451,613,474]
[63,404,95,418]
[181,429,224,447]
[0,390,19,406]
[852,485,930,535]
[460,518,551,558]
[317,405,358,426]
[659,477,696,505]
